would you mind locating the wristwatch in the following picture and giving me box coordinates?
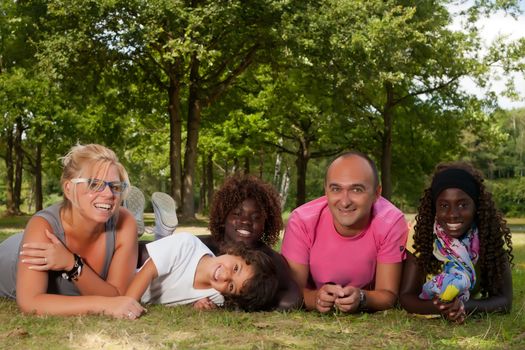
[358,289,367,311]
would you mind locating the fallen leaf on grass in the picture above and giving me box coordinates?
[253,322,272,329]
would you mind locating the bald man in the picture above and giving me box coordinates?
[281,152,408,313]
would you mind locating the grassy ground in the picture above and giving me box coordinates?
[1,216,524,349]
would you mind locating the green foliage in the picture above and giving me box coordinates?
[0,215,29,230]
[490,178,525,216]
[1,0,525,215]
[463,108,525,182]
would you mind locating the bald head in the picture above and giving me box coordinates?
[325,152,380,189]
[324,152,381,236]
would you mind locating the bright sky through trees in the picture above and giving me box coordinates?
[452,7,525,109]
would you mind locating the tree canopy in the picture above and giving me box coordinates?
[1,0,524,216]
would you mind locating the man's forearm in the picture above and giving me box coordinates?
[302,288,318,310]
[364,289,398,311]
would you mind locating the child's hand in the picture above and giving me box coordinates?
[445,298,466,324]
[104,296,147,320]
[193,297,217,310]
[433,297,466,324]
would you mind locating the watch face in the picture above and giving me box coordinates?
[358,290,367,310]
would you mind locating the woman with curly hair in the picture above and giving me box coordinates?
[198,174,301,310]
[400,161,513,323]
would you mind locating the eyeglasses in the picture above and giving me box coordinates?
[71,178,128,195]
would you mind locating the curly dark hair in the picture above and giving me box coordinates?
[413,161,514,297]
[221,243,279,311]
[208,174,283,247]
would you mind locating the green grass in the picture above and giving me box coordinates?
[507,218,525,225]
[0,215,29,242]
[0,215,30,229]
[1,218,524,349]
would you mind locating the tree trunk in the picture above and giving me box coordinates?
[380,82,395,200]
[168,77,183,210]
[5,127,16,215]
[232,158,239,173]
[198,155,206,214]
[206,153,214,211]
[280,167,290,209]
[295,141,310,207]
[182,98,201,219]
[34,142,43,212]
[243,155,250,175]
[13,117,24,215]
[258,148,264,179]
[273,151,282,188]
[182,55,201,219]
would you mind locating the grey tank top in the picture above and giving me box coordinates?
[0,203,117,298]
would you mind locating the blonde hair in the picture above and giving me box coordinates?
[61,144,130,208]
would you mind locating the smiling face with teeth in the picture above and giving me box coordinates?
[435,188,476,238]
[207,254,255,295]
[224,199,266,248]
[66,162,122,223]
[325,155,381,237]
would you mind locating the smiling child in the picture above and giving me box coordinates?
[199,175,301,310]
[124,232,278,315]
[400,162,513,323]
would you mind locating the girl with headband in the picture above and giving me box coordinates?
[399,161,513,323]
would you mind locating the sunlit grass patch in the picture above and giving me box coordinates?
[70,330,156,350]
[507,218,525,225]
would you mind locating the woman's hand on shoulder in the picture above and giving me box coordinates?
[20,229,74,272]
[16,216,68,309]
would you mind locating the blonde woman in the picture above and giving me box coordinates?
[0,144,144,318]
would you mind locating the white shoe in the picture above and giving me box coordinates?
[123,186,146,237]
[151,192,178,240]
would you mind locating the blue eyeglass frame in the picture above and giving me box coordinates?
[70,178,128,195]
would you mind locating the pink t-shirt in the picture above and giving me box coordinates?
[281,196,408,290]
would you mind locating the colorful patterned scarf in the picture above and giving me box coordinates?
[420,221,479,302]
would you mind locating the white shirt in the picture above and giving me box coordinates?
[141,232,224,306]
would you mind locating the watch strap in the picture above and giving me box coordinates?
[358,289,367,311]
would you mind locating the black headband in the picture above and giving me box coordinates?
[431,168,479,205]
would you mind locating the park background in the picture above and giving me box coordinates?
[1,0,525,349]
